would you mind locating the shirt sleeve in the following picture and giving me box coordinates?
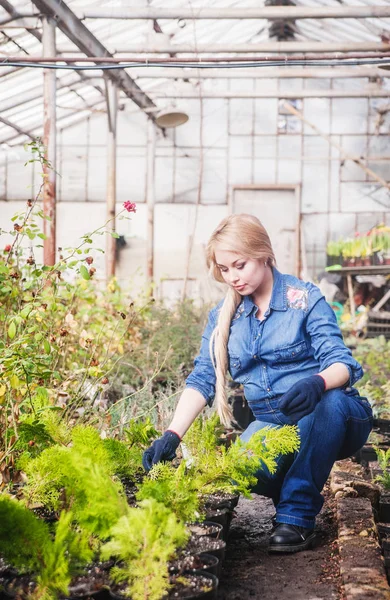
[305,284,363,386]
[185,308,217,407]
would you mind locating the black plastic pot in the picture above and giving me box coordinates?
[203,492,240,511]
[168,571,218,600]
[187,521,223,539]
[169,553,219,578]
[377,522,390,542]
[373,418,390,436]
[205,507,232,541]
[354,444,378,466]
[379,497,390,523]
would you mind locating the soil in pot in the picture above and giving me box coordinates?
[31,505,59,522]
[187,522,222,539]
[202,492,239,511]
[204,508,232,541]
[119,477,138,507]
[167,571,218,600]
[64,563,110,599]
[169,554,219,578]
[2,572,36,599]
[184,536,226,575]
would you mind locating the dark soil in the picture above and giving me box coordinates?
[185,536,226,556]
[169,554,218,576]
[218,485,341,600]
[168,573,216,599]
[187,523,222,538]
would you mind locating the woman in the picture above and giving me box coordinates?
[142,214,372,553]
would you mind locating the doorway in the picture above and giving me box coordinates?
[231,185,301,276]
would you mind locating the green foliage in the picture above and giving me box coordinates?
[0,495,93,600]
[183,412,223,457]
[124,417,159,447]
[136,462,200,523]
[101,499,188,600]
[354,336,390,419]
[0,493,50,573]
[374,447,390,490]
[189,424,300,498]
[22,435,128,539]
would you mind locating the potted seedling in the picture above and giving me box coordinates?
[101,498,191,600]
[0,495,94,600]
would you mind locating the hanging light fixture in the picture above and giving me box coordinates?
[155,105,189,128]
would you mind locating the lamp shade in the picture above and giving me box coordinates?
[155,107,189,128]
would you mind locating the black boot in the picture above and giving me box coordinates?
[269,522,316,553]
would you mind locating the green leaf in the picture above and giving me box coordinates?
[8,321,16,340]
[110,232,120,239]
[79,265,90,280]
[37,233,47,240]
[43,340,51,354]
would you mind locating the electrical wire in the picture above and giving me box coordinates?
[1,58,390,70]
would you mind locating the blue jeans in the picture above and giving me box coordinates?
[240,387,373,529]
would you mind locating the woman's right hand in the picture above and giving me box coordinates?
[142,430,181,472]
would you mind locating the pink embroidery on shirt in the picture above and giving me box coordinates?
[286,286,308,311]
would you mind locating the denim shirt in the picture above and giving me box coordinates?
[185,267,363,407]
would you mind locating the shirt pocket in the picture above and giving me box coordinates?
[273,340,308,370]
[228,355,250,384]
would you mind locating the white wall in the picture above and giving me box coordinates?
[1,75,390,299]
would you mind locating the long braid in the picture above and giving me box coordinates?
[209,287,242,427]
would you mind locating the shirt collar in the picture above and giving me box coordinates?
[243,266,287,317]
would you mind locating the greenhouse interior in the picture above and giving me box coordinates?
[1,1,390,599]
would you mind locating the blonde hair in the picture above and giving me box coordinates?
[206,214,276,427]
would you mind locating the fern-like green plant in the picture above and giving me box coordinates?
[374,446,390,489]
[188,424,300,497]
[183,412,223,457]
[101,499,188,600]
[0,495,93,600]
[136,461,200,523]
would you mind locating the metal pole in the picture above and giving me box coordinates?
[80,6,390,19]
[146,120,156,296]
[42,16,56,266]
[56,42,390,54]
[104,76,118,280]
[129,66,389,79]
[146,90,390,99]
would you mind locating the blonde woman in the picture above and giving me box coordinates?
[142,214,372,553]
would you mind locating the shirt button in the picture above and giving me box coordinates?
[263,366,266,370]
[253,354,257,359]
[267,388,270,392]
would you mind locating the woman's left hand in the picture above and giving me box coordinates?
[278,375,326,422]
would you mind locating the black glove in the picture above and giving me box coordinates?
[278,375,326,422]
[142,430,181,472]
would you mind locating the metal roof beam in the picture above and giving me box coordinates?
[129,66,389,79]
[0,115,36,140]
[147,89,390,99]
[29,0,158,123]
[79,7,390,20]
[56,42,390,53]
[0,0,106,106]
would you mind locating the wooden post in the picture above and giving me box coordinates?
[146,120,156,296]
[104,76,118,279]
[42,16,56,266]
[347,275,356,320]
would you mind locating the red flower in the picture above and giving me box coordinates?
[123,201,137,213]
[4,245,11,253]
[85,256,94,265]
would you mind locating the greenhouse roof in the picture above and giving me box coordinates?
[1,0,390,146]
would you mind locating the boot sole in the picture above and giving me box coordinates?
[268,532,317,553]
